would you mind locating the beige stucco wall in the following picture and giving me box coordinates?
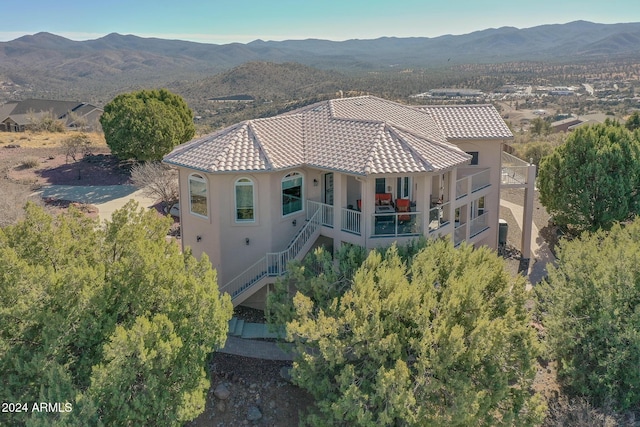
[452,138,505,249]
[176,138,505,295]
[178,166,329,287]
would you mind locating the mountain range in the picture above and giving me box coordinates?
[1,20,639,105]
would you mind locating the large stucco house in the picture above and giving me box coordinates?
[164,96,533,308]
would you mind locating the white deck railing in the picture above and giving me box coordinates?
[469,211,490,238]
[429,201,451,232]
[471,169,491,193]
[454,223,467,246]
[307,200,333,227]
[341,208,361,235]
[501,152,530,186]
[371,212,422,237]
[456,168,491,199]
[455,177,469,199]
[220,208,322,301]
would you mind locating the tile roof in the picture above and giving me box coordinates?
[418,104,513,140]
[164,96,512,175]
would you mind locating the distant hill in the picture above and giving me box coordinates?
[1,20,639,106]
[169,62,345,102]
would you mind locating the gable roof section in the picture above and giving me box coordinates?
[418,104,513,140]
[165,96,511,175]
[0,99,103,127]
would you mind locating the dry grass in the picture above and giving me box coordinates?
[0,131,106,148]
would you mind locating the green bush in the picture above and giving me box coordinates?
[537,219,640,409]
[271,241,544,426]
[538,123,640,232]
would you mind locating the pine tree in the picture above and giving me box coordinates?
[0,201,232,426]
[272,240,544,426]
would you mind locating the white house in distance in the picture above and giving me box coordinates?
[164,95,529,309]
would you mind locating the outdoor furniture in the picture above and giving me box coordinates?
[375,205,395,225]
[395,198,411,222]
[375,193,393,207]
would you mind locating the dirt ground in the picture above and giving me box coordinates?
[191,352,315,427]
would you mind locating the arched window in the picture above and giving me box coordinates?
[235,178,255,222]
[282,172,303,216]
[188,174,208,218]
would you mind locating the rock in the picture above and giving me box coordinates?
[246,405,262,421]
[214,383,230,400]
[268,400,276,410]
[215,400,226,413]
[279,366,292,382]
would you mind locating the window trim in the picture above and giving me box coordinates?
[188,173,208,218]
[281,171,304,217]
[234,177,256,223]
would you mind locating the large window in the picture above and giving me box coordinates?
[189,174,208,218]
[282,172,303,216]
[235,178,255,222]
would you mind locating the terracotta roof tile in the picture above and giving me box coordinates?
[419,104,513,140]
[164,96,509,175]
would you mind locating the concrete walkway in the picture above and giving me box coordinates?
[220,336,294,361]
[36,184,157,223]
[500,198,556,286]
[219,318,294,360]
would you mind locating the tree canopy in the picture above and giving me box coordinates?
[269,240,544,426]
[625,111,640,131]
[537,219,640,410]
[0,201,232,426]
[538,123,640,232]
[100,88,195,161]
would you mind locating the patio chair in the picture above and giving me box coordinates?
[396,198,411,222]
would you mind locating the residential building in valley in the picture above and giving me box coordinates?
[164,96,533,308]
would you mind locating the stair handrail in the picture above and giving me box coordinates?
[220,208,322,301]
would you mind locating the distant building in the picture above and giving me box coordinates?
[551,116,583,132]
[0,99,102,132]
[208,94,255,103]
[411,88,484,99]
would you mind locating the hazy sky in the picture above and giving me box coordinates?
[1,0,637,44]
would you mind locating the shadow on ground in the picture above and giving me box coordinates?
[39,185,139,204]
[38,154,131,186]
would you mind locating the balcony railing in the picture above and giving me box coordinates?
[469,211,489,238]
[372,212,422,237]
[341,208,361,235]
[456,168,491,199]
[220,207,322,302]
[454,223,467,246]
[455,178,469,199]
[307,200,333,227]
[471,169,490,193]
[428,201,451,232]
[501,151,530,186]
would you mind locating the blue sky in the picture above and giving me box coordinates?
[2,0,637,44]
